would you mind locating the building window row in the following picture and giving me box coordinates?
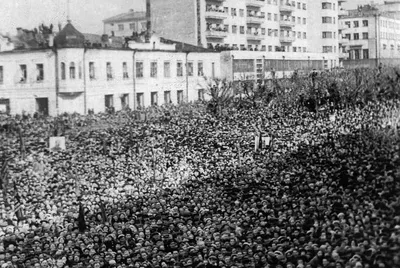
[0,63,46,84]
[381,19,400,29]
[380,32,400,40]
[343,32,369,40]
[344,20,369,28]
[136,61,206,79]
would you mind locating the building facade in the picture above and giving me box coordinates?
[103,10,148,37]
[339,3,400,66]
[149,0,339,64]
[0,22,220,116]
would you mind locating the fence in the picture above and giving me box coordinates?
[343,58,400,69]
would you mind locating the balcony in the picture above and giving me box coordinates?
[206,29,228,38]
[246,32,264,41]
[279,4,295,12]
[279,20,295,28]
[280,36,295,43]
[246,15,265,24]
[205,10,228,20]
[246,0,265,7]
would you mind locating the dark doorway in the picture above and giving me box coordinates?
[36,98,49,116]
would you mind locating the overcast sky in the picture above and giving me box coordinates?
[0,0,383,35]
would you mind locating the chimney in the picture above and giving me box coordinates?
[49,34,54,47]
[146,0,151,33]
[101,34,109,42]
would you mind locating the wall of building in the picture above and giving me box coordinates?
[0,47,220,116]
[0,50,57,115]
[151,0,198,46]
[221,50,338,80]
[104,20,148,37]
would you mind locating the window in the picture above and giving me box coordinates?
[118,24,124,31]
[353,21,359,28]
[323,46,333,53]
[136,62,143,78]
[363,20,368,27]
[89,62,95,80]
[187,62,193,76]
[121,94,129,109]
[177,90,184,104]
[151,92,158,106]
[354,33,359,40]
[261,45,266,51]
[262,28,266,35]
[303,18,306,25]
[177,62,183,77]
[212,62,215,78]
[198,89,204,101]
[240,44,245,50]
[36,64,44,81]
[0,66,3,84]
[268,28,272,36]
[232,25,237,34]
[224,7,229,14]
[293,47,297,52]
[231,8,237,16]
[297,17,301,24]
[391,44,395,50]
[198,62,204,76]
[354,49,360,59]
[164,91,171,104]
[70,62,76,79]
[240,26,245,34]
[268,13,271,20]
[268,45,273,51]
[123,62,129,79]
[164,61,171,78]
[78,63,82,79]
[274,30,278,37]
[363,49,369,59]
[150,62,157,78]
[297,32,301,38]
[274,14,278,21]
[302,3,306,9]
[362,32,368,39]
[61,62,66,80]
[19,65,27,82]
[297,2,300,9]
[130,23,136,30]
[106,62,113,80]
[323,32,333,39]
[239,9,244,17]
[303,32,306,39]
[136,93,144,108]
[105,94,114,109]
[322,2,332,9]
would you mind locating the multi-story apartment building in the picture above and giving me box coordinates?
[103,9,148,37]
[339,3,400,67]
[150,0,339,60]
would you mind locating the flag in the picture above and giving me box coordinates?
[19,129,26,159]
[99,202,107,224]
[78,203,86,232]
[0,159,9,190]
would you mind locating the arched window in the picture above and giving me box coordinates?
[61,62,66,80]
[78,62,82,79]
[69,62,76,79]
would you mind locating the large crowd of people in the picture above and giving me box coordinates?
[0,86,399,268]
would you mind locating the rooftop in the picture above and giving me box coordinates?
[103,10,148,24]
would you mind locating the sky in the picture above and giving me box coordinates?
[0,0,384,36]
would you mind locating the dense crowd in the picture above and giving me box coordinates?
[0,97,399,268]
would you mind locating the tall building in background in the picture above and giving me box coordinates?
[149,0,339,58]
[103,9,148,37]
[339,1,400,67]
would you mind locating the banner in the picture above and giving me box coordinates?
[49,137,66,151]
[262,137,271,148]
